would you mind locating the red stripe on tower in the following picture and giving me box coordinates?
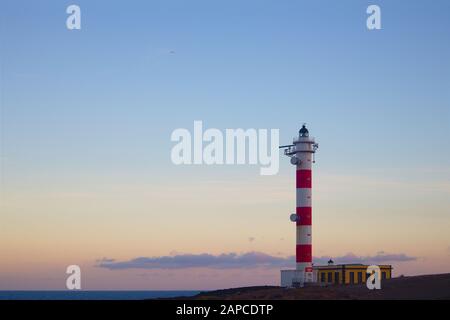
[296,244,312,262]
[296,170,312,188]
[296,207,312,226]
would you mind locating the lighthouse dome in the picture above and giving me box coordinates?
[299,125,309,137]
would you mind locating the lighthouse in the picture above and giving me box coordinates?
[280,124,318,287]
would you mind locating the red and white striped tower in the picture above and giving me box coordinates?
[281,124,318,285]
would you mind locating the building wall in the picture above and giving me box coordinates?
[281,270,304,287]
[315,265,392,285]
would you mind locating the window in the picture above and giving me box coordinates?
[358,272,363,283]
[349,272,355,284]
[335,272,340,284]
[327,272,332,283]
[321,272,325,282]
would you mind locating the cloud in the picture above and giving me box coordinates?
[97,251,416,270]
[97,258,116,263]
[98,252,292,270]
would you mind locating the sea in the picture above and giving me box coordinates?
[0,290,201,300]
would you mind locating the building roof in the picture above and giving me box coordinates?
[313,264,392,269]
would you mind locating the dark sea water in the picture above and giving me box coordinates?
[0,290,201,300]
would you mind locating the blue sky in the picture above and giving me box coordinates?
[1,1,449,289]
[2,0,449,180]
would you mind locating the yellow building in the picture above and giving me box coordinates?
[314,260,392,285]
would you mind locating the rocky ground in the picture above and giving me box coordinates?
[174,273,450,300]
